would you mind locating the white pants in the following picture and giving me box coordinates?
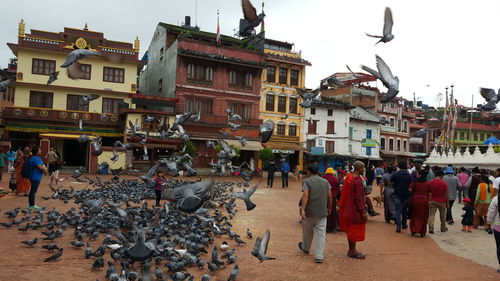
[302,216,327,260]
[51,170,59,179]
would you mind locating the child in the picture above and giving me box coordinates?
[154,171,166,207]
[461,198,474,232]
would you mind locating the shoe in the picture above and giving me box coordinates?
[441,228,448,232]
[402,225,408,230]
[486,229,493,235]
[326,229,334,233]
[411,232,416,236]
[298,242,309,254]
[429,230,434,234]
[461,229,466,232]
[29,205,42,210]
[496,268,500,273]
[396,226,401,233]
[315,259,323,264]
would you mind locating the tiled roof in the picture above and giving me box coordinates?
[311,99,353,109]
[350,107,382,123]
[455,122,498,131]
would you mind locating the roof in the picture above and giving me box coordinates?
[311,99,353,109]
[264,53,311,66]
[410,123,425,129]
[350,107,382,123]
[455,122,498,131]
[158,22,245,46]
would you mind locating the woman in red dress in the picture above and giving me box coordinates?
[15,148,31,196]
[409,169,431,237]
[323,167,340,232]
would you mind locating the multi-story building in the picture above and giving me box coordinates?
[453,122,498,147]
[4,21,140,172]
[139,19,264,168]
[259,39,310,170]
[349,106,383,162]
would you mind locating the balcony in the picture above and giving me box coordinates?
[269,134,300,143]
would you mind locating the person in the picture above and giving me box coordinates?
[474,175,494,230]
[49,149,62,186]
[492,168,500,198]
[374,164,384,194]
[409,169,430,237]
[486,192,500,273]
[298,163,332,263]
[466,167,482,205]
[280,159,290,188]
[154,170,166,207]
[428,170,449,234]
[425,165,435,181]
[28,146,48,210]
[14,147,31,196]
[410,163,421,182]
[382,166,395,223]
[461,198,474,232]
[323,167,340,232]
[6,147,17,172]
[339,161,368,259]
[266,161,277,188]
[0,148,5,181]
[443,166,460,225]
[457,167,470,201]
[390,161,412,233]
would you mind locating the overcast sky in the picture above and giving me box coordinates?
[1,0,499,107]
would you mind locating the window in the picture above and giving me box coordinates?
[32,58,55,75]
[142,115,161,131]
[381,116,387,123]
[391,102,395,109]
[266,66,276,83]
[289,124,297,136]
[103,67,124,83]
[460,131,465,140]
[290,69,299,86]
[185,98,213,115]
[80,64,91,80]
[327,121,335,134]
[277,124,286,135]
[403,120,408,133]
[389,117,395,127]
[349,127,354,140]
[381,137,386,150]
[67,95,89,111]
[158,79,163,94]
[403,140,408,152]
[205,67,214,82]
[245,73,253,88]
[474,133,478,141]
[397,119,402,132]
[479,133,484,141]
[397,139,401,151]
[366,129,372,139]
[29,91,53,108]
[277,96,287,113]
[279,67,287,84]
[289,97,297,114]
[102,98,123,114]
[327,109,333,116]
[389,138,394,151]
[187,64,195,79]
[228,70,252,90]
[310,108,316,115]
[159,47,164,61]
[229,103,252,120]
[366,147,372,156]
[266,95,275,111]
[308,120,317,134]
[307,139,315,151]
[187,64,213,85]
[326,141,335,154]
[348,144,352,153]
[466,132,470,141]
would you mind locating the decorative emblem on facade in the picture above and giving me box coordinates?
[59,112,68,119]
[71,112,80,120]
[13,108,22,116]
[110,115,119,122]
[82,113,91,120]
[26,109,35,117]
[100,114,108,121]
[75,37,88,49]
[40,110,48,117]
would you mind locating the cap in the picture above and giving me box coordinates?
[325,167,335,175]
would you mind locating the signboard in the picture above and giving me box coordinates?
[361,139,377,148]
[310,147,325,155]
[272,149,295,154]
[410,137,423,144]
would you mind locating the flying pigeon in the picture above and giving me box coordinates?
[233,185,257,211]
[365,7,394,44]
[0,79,11,92]
[47,71,59,85]
[163,178,215,213]
[361,55,399,103]
[228,121,241,132]
[479,88,500,111]
[259,122,274,143]
[114,141,133,151]
[139,162,160,188]
[61,49,99,68]
[74,118,83,131]
[251,229,275,262]
[322,77,344,88]
[239,0,266,37]
[91,138,103,156]
[110,149,119,162]
[80,94,100,106]
[297,89,320,108]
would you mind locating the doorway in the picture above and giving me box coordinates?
[62,139,88,168]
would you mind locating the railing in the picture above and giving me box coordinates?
[269,135,299,143]
[3,106,121,125]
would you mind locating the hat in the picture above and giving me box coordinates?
[463,198,471,203]
[444,166,454,174]
[325,167,335,175]
[23,147,30,155]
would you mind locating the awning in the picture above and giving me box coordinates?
[380,151,415,158]
[190,136,218,141]
[131,143,178,149]
[263,142,307,152]
[223,139,263,151]
[40,133,97,140]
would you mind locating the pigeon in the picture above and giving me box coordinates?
[228,113,242,122]
[110,149,119,162]
[479,88,500,111]
[251,229,275,262]
[61,49,99,68]
[42,243,60,252]
[236,135,248,146]
[361,55,399,103]
[74,118,83,131]
[189,112,201,122]
[239,0,266,37]
[114,141,133,151]
[228,264,239,281]
[366,7,394,44]
[246,228,253,239]
[259,122,274,144]
[127,120,140,136]
[78,134,91,143]
[47,71,59,85]
[220,241,230,251]
[144,115,158,123]
[154,267,164,280]
[234,236,246,245]
[72,167,83,178]
[84,243,93,259]
[106,261,116,279]
[280,114,288,120]
[71,241,85,248]
[322,77,344,88]
[297,89,320,108]
[80,94,100,106]
[92,138,103,156]
[227,255,237,265]
[228,121,241,132]
[21,238,38,247]
[139,162,160,188]
[44,248,63,262]
[201,274,211,281]
[233,185,257,211]
[0,79,11,91]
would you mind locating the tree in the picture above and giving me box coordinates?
[258,148,274,166]
[181,141,196,158]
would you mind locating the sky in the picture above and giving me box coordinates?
[1,0,499,107]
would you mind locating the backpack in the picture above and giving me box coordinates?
[21,157,31,179]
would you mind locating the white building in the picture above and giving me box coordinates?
[349,107,383,161]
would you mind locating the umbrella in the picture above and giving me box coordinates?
[483,137,500,145]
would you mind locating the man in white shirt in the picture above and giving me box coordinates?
[492,168,500,198]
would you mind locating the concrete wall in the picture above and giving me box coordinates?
[350,119,381,158]
[304,106,350,155]
[97,150,126,170]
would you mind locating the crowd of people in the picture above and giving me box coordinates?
[296,160,500,273]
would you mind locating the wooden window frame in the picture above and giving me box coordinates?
[289,124,297,136]
[266,66,276,83]
[327,109,333,116]
[310,108,316,115]
[277,124,286,135]
[29,91,53,109]
[326,141,335,154]
[265,94,275,111]
[381,137,386,150]
[102,97,123,114]
[389,138,394,151]
[277,96,287,113]
[103,67,125,83]
[327,121,335,134]
[229,103,252,121]
[32,58,56,76]
[289,97,297,114]
[290,69,299,86]
[308,120,318,135]
[80,64,92,80]
[279,67,288,85]
[66,94,89,111]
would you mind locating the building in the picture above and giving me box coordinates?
[139,19,264,169]
[349,106,383,162]
[259,39,311,170]
[4,20,140,172]
[453,122,498,147]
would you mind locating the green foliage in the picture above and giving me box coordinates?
[494,147,500,153]
[215,144,241,158]
[181,141,196,158]
[258,148,274,166]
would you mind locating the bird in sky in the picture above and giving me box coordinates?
[365,7,394,44]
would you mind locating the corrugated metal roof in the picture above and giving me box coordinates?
[350,107,382,123]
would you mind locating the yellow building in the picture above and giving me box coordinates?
[260,39,311,171]
[4,20,140,172]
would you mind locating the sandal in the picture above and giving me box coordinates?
[347,251,366,259]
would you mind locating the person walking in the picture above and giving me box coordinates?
[6,147,17,172]
[48,148,62,186]
[409,169,430,237]
[390,162,412,233]
[28,146,48,210]
[382,166,395,223]
[486,193,500,273]
[425,165,435,181]
[443,166,460,225]
[473,175,494,230]
[14,147,31,196]
[457,167,470,201]
[266,161,277,188]
[466,167,482,205]
[323,167,340,232]
[375,164,384,195]
[280,159,290,188]
[0,148,6,181]
[339,161,368,259]
[154,171,166,207]
[298,164,332,263]
[461,198,474,233]
[492,168,500,198]
[428,170,449,234]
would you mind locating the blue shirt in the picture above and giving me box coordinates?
[0,153,4,168]
[280,162,290,173]
[6,151,16,161]
[29,156,44,181]
[390,169,412,198]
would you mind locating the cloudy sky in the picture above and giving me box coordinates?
[1,0,499,107]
